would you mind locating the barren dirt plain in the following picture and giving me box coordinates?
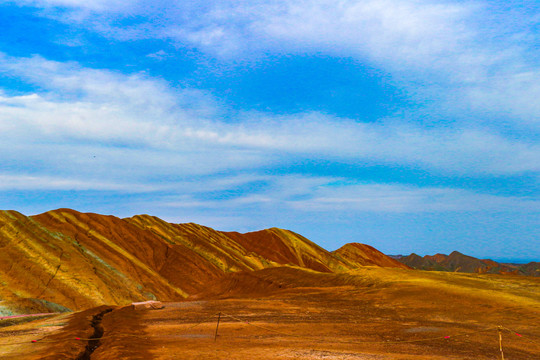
[2,266,539,360]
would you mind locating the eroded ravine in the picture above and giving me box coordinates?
[75,308,113,360]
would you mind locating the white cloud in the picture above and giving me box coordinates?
[466,69,540,126]
[146,50,170,61]
[154,174,540,213]
[14,0,537,126]
[198,114,540,174]
[183,0,538,125]
[0,174,160,191]
[0,53,223,147]
[4,1,509,73]
[216,0,478,72]
[64,0,481,75]
[0,54,179,111]
[11,0,133,11]
[0,56,269,182]
[286,182,540,213]
[1,53,539,186]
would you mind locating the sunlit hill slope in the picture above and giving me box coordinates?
[0,209,405,315]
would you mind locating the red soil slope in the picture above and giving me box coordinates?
[397,251,538,275]
[224,228,350,273]
[333,243,410,269]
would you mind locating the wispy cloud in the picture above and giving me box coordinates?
[17,0,484,71]
[465,69,540,126]
[13,0,133,11]
[199,114,540,174]
[285,182,540,213]
[1,53,538,186]
[146,50,171,61]
[176,0,538,126]
[0,174,160,191]
[154,175,540,213]
[14,0,538,128]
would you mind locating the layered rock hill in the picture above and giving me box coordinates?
[0,209,406,316]
[333,243,409,269]
[393,251,540,276]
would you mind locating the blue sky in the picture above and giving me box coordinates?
[0,0,538,262]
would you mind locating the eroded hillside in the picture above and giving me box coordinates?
[0,209,404,315]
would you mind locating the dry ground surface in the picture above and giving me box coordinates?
[1,267,539,359]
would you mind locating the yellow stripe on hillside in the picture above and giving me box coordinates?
[53,211,188,298]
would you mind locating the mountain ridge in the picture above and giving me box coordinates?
[0,208,405,316]
[392,251,540,276]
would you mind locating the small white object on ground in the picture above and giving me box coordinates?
[131,301,164,310]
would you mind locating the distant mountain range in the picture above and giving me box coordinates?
[390,251,540,276]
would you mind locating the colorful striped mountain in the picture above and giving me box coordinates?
[0,209,406,315]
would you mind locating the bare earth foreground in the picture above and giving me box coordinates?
[1,267,539,360]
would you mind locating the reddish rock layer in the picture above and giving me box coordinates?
[333,243,410,269]
[396,251,538,276]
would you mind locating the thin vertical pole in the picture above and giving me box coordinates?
[214,312,221,342]
[498,326,505,360]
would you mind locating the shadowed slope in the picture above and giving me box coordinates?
[224,228,350,273]
[427,251,497,273]
[33,210,224,297]
[333,243,410,269]
[191,266,383,299]
[519,262,540,276]
[395,253,446,271]
[126,216,272,273]
[395,251,539,276]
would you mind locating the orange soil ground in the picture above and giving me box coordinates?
[2,267,539,360]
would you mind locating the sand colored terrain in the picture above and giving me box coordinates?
[1,267,539,359]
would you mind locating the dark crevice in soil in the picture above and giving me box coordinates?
[37,263,61,299]
[75,308,113,360]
